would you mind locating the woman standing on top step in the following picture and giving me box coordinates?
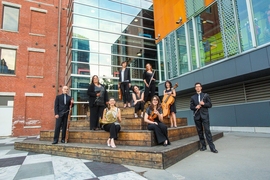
[144,95,170,146]
[132,85,145,118]
[101,97,122,148]
[118,61,131,108]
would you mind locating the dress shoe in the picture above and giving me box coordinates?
[163,140,168,146]
[61,140,65,143]
[200,146,207,151]
[211,149,218,153]
[52,141,58,144]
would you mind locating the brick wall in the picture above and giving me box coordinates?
[0,0,68,136]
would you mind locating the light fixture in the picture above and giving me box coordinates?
[203,20,214,24]
[134,18,138,22]
[155,34,160,40]
[137,49,142,56]
[176,17,182,24]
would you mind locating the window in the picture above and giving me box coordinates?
[2,6,20,31]
[0,48,16,75]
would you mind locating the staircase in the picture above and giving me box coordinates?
[15,102,223,169]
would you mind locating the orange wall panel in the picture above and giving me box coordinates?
[205,0,216,7]
[154,0,186,42]
[154,0,215,42]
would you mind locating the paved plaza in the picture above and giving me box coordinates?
[1,132,270,180]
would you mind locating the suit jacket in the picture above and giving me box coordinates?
[190,92,212,120]
[54,94,72,117]
[119,68,131,83]
[87,83,108,108]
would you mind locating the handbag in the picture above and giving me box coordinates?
[94,97,104,106]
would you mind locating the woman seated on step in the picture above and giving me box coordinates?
[100,97,121,148]
[144,95,170,146]
[132,85,145,118]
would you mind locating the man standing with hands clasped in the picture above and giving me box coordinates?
[190,82,218,153]
[52,86,73,144]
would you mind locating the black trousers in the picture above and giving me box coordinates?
[103,123,121,139]
[90,105,105,130]
[53,113,68,142]
[134,101,144,113]
[120,82,130,103]
[147,122,170,144]
[144,83,155,102]
[194,117,215,150]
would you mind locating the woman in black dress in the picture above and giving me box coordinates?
[143,63,156,102]
[87,75,108,130]
[144,95,170,146]
[163,80,177,128]
[132,85,144,118]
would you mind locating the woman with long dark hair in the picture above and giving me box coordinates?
[144,95,170,146]
[87,75,108,130]
[132,85,144,118]
[164,80,177,128]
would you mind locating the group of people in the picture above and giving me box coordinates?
[52,61,218,153]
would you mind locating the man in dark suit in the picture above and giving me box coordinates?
[52,86,73,144]
[118,61,131,108]
[190,82,218,153]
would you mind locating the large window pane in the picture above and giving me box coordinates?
[100,0,121,11]
[72,62,90,75]
[73,14,98,29]
[197,3,224,66]
[157,42,165,81]
[251,1,270,45]
[2,6,19,31]
[99,9,121,22]
[74,3,98,18]
[176,26,189,75]
[99,20,121,33]
[187,20,197,70]
[0,48,16,74]
[73,27,98,41]
[236,0,252,51]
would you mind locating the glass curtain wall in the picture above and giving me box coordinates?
[66,0,157,120]
[159,0,270,83]
[176,26,189,75]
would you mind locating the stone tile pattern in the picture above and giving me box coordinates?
[0,137,147,180]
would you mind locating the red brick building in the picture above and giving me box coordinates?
[0,0,68,136]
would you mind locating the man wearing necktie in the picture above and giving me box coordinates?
[190,82,218,153]
[52,86,73,144]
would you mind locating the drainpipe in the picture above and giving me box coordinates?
[56,0,62,95]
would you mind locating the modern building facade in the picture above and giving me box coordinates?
[67,0,157,120]
[0,0,156,136]
[0,0,68,136]
[154,0,270,133]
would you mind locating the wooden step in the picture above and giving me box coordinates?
[14,132,223,169]
[40,125,197,147]
[70,118,188,130]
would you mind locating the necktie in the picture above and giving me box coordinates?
[198,94,200,102]
[64,94,66,105]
